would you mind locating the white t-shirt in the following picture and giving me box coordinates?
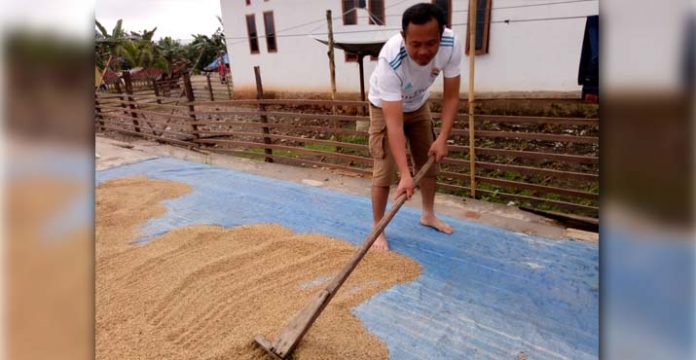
[368,28,462,112]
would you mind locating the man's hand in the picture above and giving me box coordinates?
[395,174,415,200]
[428,138,449,162]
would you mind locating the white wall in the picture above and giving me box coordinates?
[220,0,599,95]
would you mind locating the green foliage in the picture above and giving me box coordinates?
[95,18,227,73]
[341,135,368,145]
[304,143,336,152]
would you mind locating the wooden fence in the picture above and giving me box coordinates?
[101,71,231,101]
[95,71,599,222]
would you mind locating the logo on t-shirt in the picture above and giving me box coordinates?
[404,82,413,90]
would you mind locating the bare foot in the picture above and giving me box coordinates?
[371,233,390,251]
[420,214,454,234]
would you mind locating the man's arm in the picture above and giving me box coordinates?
[429,75,461,162]
[382,100,415,199]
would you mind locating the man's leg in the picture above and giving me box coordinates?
[419,177,453,234]
[368,104,396,251]
[404,103,454,234]
[371,185,390,251]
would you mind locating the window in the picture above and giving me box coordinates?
[342,0,357,25]
[263,11,277,52]
[368,0,385,25]
[432,0,451,28]
[342,0,358,62]
[245,0,251,5]
[465,0,492,55]
[246,14,260,54]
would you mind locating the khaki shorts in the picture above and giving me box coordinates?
[368,101,440,187]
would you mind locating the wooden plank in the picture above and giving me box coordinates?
[448,128,599,144]
[96,105,193,122]
[121,72,142,133]
[95,97,105,132]
[194,138,373,164]
[432,113,599,126]
[201,147,373,176]
[466,0,479,198]
[188,98,367,107]
[477,176,598,200]
[191,120,368,136]
[437,182,472,194]
[97,100,189,112]
[100,125,196,147]
[447,145,598,164]
[195,130,368,152]
[442,157,598,181]
[96,92,177,103]
[183,72,199,139]
[205,74,215,101]
[98,115,191,135]
[190,110,368,123]
[97,98,183,108]
[99,116,194,138]
[475,160,598,181]
[438,171,598,200]
[254,66,273,162]
[435,182,598,214]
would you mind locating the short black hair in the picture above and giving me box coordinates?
[402,3,446,36]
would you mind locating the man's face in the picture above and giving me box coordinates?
[402,18,441,66]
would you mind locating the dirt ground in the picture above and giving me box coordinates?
[96,176,421,359]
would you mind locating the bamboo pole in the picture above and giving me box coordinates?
[225,72,233,99]
[206,73,215,101]
[95,54,112,91]
[467,0,478,198]
[326,10,337,115]
[326,9,342,148]
[254,66,274,163]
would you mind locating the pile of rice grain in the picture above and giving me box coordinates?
[96,176,421,359]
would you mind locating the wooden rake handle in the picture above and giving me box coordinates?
[264,156,436,358]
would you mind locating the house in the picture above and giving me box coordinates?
[220,0,599,97]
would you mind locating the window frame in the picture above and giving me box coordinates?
[262,11,277,53]
[432,0,452,28]
[342,0,357,25]
[465,0,492,55]
[368,0,385,25]
[245,14,260,55]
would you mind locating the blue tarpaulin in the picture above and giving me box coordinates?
[204,53,229,71]
[97,157,599,359]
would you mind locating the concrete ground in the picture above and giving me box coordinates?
[96,135,597,242]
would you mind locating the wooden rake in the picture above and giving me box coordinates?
[254,157,435,359]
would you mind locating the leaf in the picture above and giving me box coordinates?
[95,20,109,37]
[113,19,123,38]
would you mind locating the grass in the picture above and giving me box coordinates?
[341,134,368,145]
[304,143,336,152]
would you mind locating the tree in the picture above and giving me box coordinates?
[95,17,227,74]
[186,28,226,73]
[156,37,185,75]
[95,19,129,70]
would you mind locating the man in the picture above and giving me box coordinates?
[217,53,227,84]
[367,3,462,251]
